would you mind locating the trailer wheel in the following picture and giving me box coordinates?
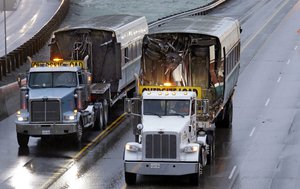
[17,133,29,147]
[102,99,109,130]
[223,98,233,129]
[216,98,233,129]
[94,103,104,131]
[206,132,215,165]
[125,172,136,185]
[73,121,83,147]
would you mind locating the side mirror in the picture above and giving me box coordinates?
[17,73,26,88]
[124,98,132,113]
[196,99,209,116]
[17,75,22,88]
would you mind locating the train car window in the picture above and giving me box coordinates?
[125,47,129,63]
[121,48,125,65]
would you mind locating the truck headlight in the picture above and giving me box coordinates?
[125,142,141,152]
[183,145,198,153]
[65,115,75,121]
[17,116,28,122]
[64,111,77,121]
[17,110,29,122]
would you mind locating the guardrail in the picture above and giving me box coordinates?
[148,0,225,28]
[0,0,70,81]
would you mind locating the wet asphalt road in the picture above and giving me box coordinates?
[49,0,300,188]
[1,0,300,188]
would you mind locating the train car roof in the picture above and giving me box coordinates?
[149,15,240,51]
[54,14,148,45]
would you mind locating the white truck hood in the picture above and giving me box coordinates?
[142,115,190,133]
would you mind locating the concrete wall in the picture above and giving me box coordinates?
[0,81,20,120]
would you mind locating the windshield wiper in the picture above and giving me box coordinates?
[169,113,185,118]
[54,84,72,88]
[146,112,162,118]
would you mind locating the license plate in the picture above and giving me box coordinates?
[150,163,160,169]
[42,130,50,135]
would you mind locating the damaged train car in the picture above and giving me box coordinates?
[140,15,241,127]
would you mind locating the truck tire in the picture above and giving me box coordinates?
[125,172,136,185]
[223,98,233,129]
[206,132,215,165]
[94,103,104,131]
[17,133,29,147]
[189,172,199,186]
[102,99,109,130]
[73,121,83,147]
[215,98,233,129]
[189,151,201,186]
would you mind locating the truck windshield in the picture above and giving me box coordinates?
[29,72,77,88]
[143,99,190,117]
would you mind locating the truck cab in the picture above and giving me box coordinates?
[15,60,95,147]
[124,91,208,185]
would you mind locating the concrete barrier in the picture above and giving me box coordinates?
[0,81,20,120]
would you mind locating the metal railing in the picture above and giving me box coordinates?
[0,0,70,80]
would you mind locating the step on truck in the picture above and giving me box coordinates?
[15,14,148,147]
[123,15,241,185]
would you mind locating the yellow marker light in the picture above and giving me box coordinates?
[165,92,169,96]
[147,91,151,95]
[158,92,162,95]
[163,82,172,87]
[17,110,21,115]
[184,92,188,95]
[74,109,78,114]
[88,76,92,82]
[172,92,176,96]
[53,58,63,62]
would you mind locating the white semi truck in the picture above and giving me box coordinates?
[124,90,209,185]
[123,15,241,185]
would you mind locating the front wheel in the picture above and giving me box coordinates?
[17,133,29,147]
[189,172,199,186]
[73,121,83,147]
[125,172,136,185]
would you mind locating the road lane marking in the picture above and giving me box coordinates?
[241,0,289,52]
[295,46,298,50]
[249,127,256,137]
[74,113,126,160]
[277,77,281,83]
[228,165,237,179]
[265,98,270,106]
[287,59,290,64]
[40,113,126,189]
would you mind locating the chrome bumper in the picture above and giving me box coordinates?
[124,161,199,176]
[16,122,77,136]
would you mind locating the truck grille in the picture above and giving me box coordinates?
[31,100,60,122]
[145,134,177,159]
